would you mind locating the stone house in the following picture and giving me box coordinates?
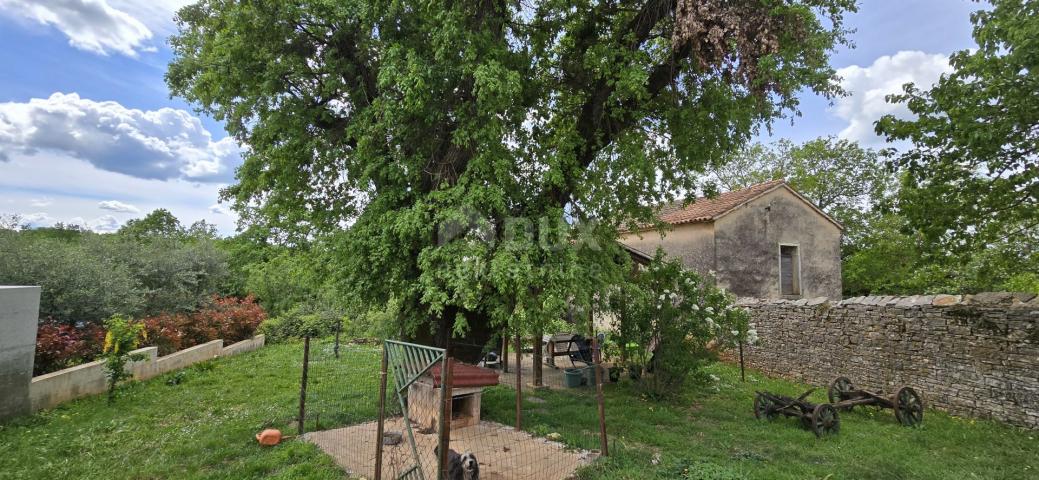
[619,180,843,299]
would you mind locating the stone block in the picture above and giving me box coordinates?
[806,297,829,306]
[932,294,961,306]
[0,286,41,421]
[969,292,1016,305]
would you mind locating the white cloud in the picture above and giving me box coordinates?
[98,200,140,213]
[208,203,230,215]
[0,0,154,57]
[1,152,239,235]
[65,214,121,233]
[109,0,193,37]
[0,92,241,182]
[21,212,55,228]
[29,197,53,207]
[833,51,953,145]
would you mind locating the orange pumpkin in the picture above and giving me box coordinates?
[256,429,282,446]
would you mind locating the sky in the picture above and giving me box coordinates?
[0,0,982,236]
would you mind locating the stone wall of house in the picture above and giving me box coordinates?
[737,292,1039,429]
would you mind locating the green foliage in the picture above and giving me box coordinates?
[610,251,750,398]
[844,214,1039,295]
[259,304,344,342]
[876,0,1039,252]
[100,315,147,403]
[0,212,229,324]
[712,136,893,248]
[0,227,144,323]
[167,0,854,348]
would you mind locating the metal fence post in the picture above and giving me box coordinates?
[298,336,311,436]
[514,335,522,430]
[374,344,389,480]
[438,356,454,480]
[591,333,609,456]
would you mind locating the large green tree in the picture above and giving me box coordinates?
[711,136,893,247]
[876,0,1039,252]
[168,0,853,359]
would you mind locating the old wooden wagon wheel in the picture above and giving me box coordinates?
[811,404,840,437]
[894,386,924,426]
[828,376,855,410]
[754,392,778,420]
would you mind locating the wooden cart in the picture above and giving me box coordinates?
[753,389,840,437]
[827,376,924,427]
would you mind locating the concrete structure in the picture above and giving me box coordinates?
[29,335,265,412]
[738,293,1039,429]
[620,180,843,299]
[0,286,41,421]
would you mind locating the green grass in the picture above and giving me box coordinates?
[1,341,1036,479]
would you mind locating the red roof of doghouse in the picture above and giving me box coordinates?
[428,359,499,388]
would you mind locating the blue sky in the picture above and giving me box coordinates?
[0,0,982,235]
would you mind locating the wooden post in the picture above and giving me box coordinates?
[333,318,341,359]
[532,330,543,387]
[514,335,522,430]
[501,333,509,373]
[591,329,608,456]
[738,340,746,382]
[298,336,311,436]
[438,357,454,480]
[374,346,389,480]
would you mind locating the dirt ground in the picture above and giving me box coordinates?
[304,417,598,480]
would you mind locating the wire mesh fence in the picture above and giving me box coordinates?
[297,335,610,480]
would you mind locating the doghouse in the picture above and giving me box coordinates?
[407,359,499,430]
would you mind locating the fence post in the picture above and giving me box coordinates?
[514,335,522,430]
[438,357,454,480]
[374,344,389,480]
[532,330,543,387]
[501,333,509,373]
[738,340,746,382]
[298,336,311,436]
[591,332,608,456]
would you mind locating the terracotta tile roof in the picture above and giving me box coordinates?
[655,179,786,226]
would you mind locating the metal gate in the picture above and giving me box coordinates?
[376,340,448,480]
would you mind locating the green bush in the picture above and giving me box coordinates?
[609,250,750,399]
[259,304,344,342]
[0,218,228,325]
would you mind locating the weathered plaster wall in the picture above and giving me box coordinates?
[739,293,1039,429]
[715,188,842,299]
[619,222,715,274]
[0,286,41,421]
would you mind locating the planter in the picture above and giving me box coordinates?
[563,368,584,388]
[582,366,597,385]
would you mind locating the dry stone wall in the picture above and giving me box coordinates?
[738,292,1039,429]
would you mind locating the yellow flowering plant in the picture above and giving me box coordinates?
[101,314,147,403]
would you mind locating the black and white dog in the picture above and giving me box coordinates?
[434,446,480,480]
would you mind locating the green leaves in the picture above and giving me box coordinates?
[167,1,852,347]
[877,0,1039,252]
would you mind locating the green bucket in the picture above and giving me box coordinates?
[563,368,584,388]
[583,366,597,385]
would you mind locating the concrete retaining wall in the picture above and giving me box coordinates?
[29,335,265,412]
[739,293,1039,429]
[0,286,41,421]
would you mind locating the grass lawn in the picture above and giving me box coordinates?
[1,341,1036,479]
